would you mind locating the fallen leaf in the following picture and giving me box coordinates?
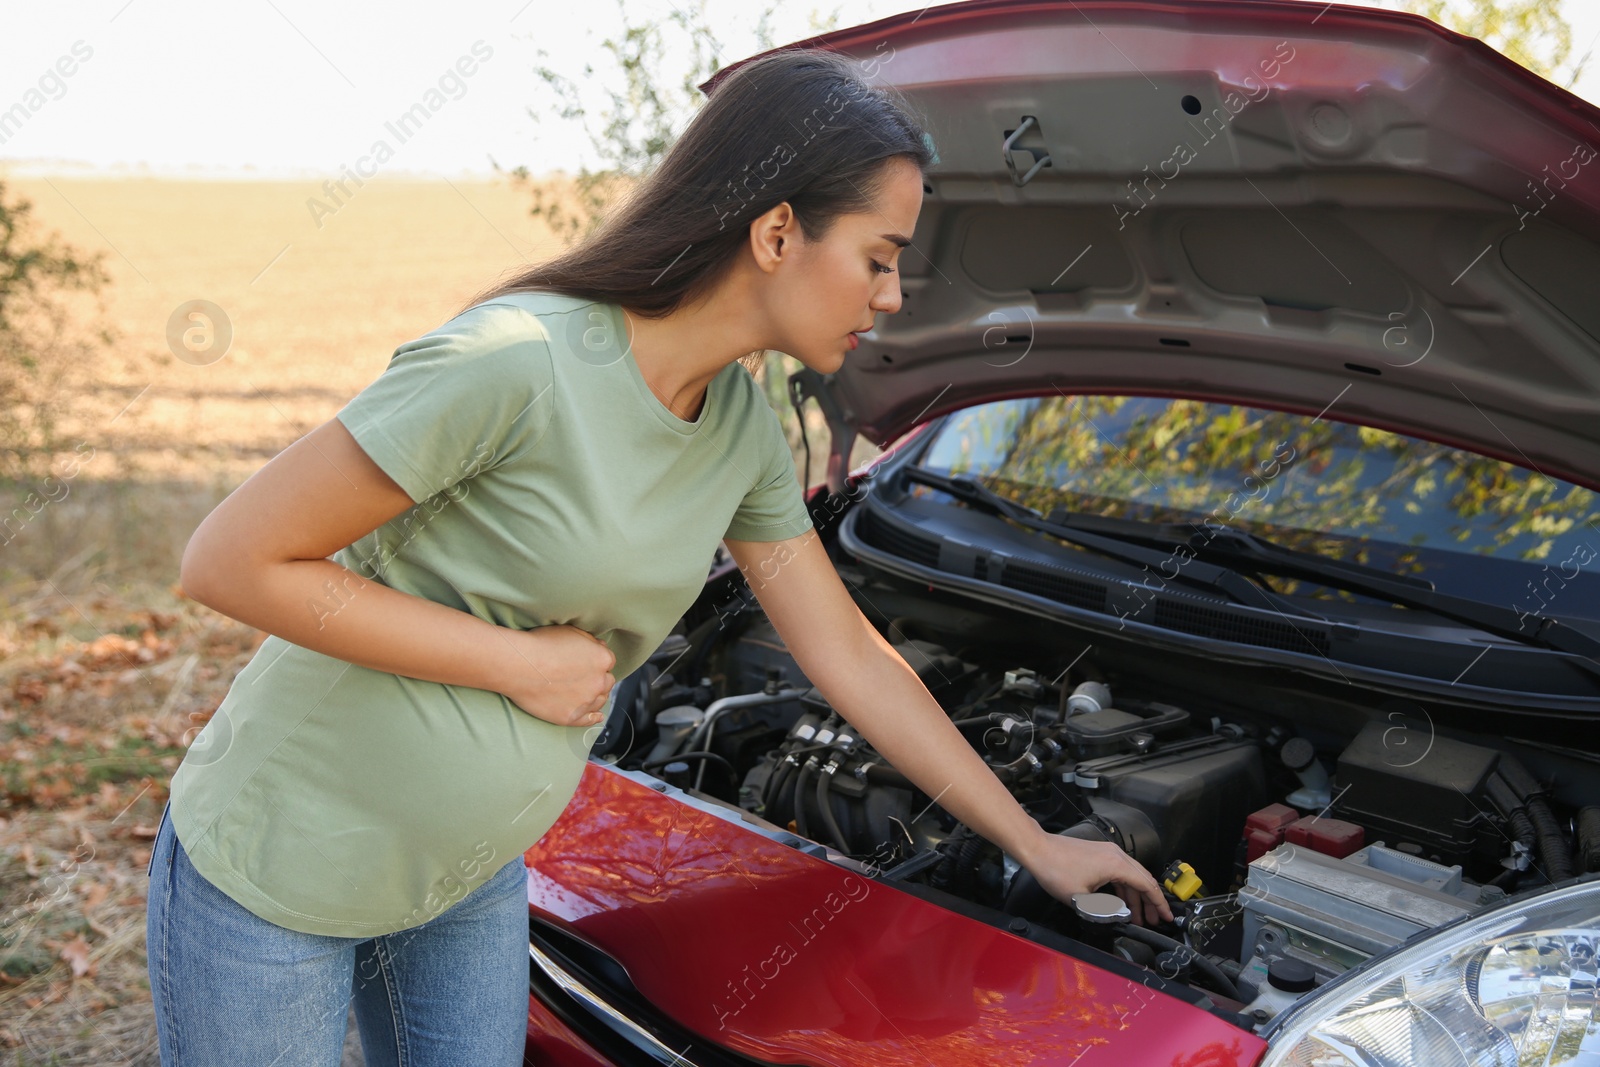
[56,936,95,978]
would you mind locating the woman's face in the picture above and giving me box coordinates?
[758,158,925,375]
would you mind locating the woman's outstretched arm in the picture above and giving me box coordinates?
[723,530,1174,926]
[180,418,614,725]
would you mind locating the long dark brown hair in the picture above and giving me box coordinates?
[457,46,933,377]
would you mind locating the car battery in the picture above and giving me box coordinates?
[1238,841,1502,990]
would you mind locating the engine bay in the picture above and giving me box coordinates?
[597,565,1600,1030]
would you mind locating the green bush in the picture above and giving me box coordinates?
[0,180,111,483]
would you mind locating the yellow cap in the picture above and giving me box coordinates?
[1161,860,1206,901]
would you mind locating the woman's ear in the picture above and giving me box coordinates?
[748,201,798,274]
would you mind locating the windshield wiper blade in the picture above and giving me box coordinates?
[901,468,1322,620]
[1044,507,1436,593]
[1049,497,1600,673]
[904,467,1600,680]
[1187,525,1600,669]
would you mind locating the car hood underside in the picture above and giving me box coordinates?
[718,1,1600,493]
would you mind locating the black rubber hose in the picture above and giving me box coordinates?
[774,761,801,825]
[762,757,796,814]
[1487,776,1537,856]
[766,738,839,810]
[771,713,843,824]
[793,760,816,839]
[1507,809,1537,849]
[758,758,783,810]
[816,767,851,854]
[1527,796,1576,882]
[1113,924,1242,1001]
[951,831,987,898]
[1491,809,1538,888]
[1495,758,1575,883]
[934,831,979,895]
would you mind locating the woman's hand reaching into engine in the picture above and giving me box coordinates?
[1018,833,1174,927]
[717,534,1175,928]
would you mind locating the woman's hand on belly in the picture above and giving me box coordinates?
[489,623,617,728]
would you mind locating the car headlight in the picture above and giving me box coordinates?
[1262,875,1599,1066]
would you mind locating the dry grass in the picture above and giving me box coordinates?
[0,581,265,1064]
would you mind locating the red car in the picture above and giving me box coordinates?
[520,3,1600,1065]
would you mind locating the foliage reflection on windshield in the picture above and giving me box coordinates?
[916,396,1600,616]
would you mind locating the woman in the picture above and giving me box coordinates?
[146,46,1170,1067]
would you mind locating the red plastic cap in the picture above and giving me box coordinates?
[1244,804,1310,861]
[1285,816,1365,859]
[1245,803,1301,834]
[1245,828,1282,862]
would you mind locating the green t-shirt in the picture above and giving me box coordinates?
[168,291,813,936]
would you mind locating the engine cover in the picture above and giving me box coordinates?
[1068,737,1267,888]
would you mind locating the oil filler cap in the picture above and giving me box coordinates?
[1071,892,1131,925]
[1268,957,1316,993]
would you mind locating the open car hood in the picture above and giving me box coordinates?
[705,0,1600,494]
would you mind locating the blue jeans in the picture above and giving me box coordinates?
[144,802,530,1066]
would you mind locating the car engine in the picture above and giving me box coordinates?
[600,601,1600,1030]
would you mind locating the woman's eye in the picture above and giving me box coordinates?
[871,260,897,275]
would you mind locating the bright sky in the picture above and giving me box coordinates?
[2,0,1596,179]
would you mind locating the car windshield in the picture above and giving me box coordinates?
[914,395,1600,623]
